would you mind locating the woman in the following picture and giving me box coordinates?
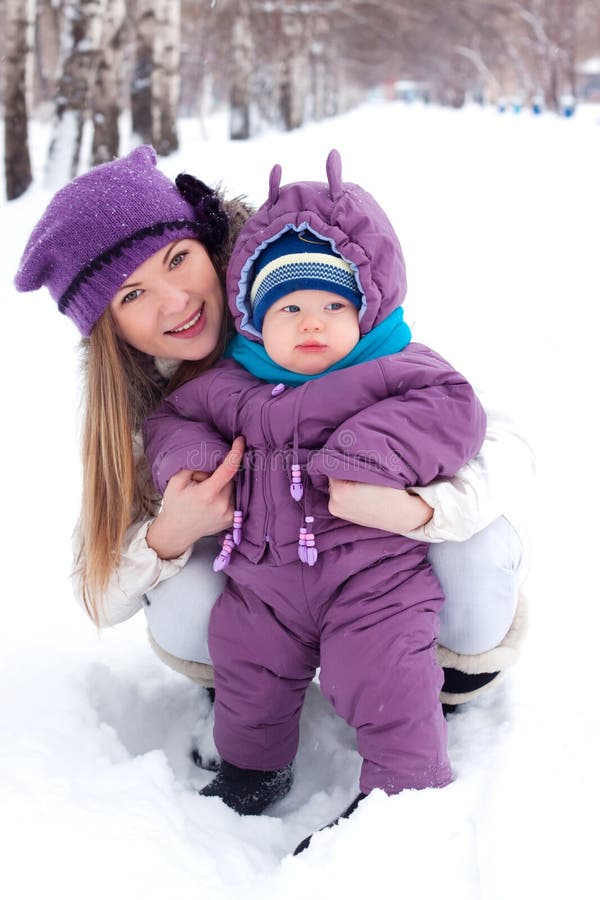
[14,146,532,766]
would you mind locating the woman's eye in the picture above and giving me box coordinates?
[169,251,187,269]
[122,289,143,303]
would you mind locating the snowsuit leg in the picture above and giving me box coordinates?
[317,552,452,795]
[208,575,319,772]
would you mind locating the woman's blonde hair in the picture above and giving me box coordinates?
[77,308,229,625]
[76,194,251,625]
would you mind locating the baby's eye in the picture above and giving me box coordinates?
[122,288,143,303]
[282,304,301,313]
[169,251,188,269]
[326,302,345,310]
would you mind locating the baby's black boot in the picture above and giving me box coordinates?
[190,687,220,771]
[199,759,293,815]
[293,792,366,855]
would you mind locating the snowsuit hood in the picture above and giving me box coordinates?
[227,150,407,343]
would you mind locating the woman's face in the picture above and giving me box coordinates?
[110,239,224,360]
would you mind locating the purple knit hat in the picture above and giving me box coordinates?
[14,145,227,336]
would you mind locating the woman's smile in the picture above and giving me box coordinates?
[110,240,224,360]
[166,303,206,337]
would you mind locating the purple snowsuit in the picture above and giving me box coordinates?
[144,154,486,794]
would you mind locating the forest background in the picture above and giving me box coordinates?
[2,0,600,201]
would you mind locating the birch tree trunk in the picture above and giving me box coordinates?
[308,14,330,122]
[34,0,61,104]
[229,4,253,140]
[4,0,34,200]
[152,0,180,155]
[91,0,126,165]
[278,13,309,131]
[553,0,579,105]
[130,0,180,155]
[46,0,106,186]
[130,0,155,143]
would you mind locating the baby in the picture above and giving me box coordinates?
[143,150,486,827]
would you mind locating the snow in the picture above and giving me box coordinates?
[2,101,599,899]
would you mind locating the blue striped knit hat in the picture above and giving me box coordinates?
[249,229,363,330]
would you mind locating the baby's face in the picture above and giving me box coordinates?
[261,289,360,375]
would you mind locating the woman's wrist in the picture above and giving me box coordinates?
[328,480,434,534]
[400,492,434,532]
[146,512,197,560]
[365,489,433,534]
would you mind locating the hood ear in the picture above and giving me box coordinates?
[326,149,343,200]
[268,163,282,207]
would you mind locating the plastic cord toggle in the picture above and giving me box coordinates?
[298,516,318,566]
[232,509,243,545]
[290,464,304,501]
[213,534,234,572]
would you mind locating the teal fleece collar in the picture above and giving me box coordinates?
[224,307,412,386]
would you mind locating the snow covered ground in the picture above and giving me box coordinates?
[2,101,599,899]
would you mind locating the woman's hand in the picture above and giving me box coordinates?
[147,436,245,560]
[328,478,434,535]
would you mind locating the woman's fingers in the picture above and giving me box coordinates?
[163,468,199,492]
[165,437,245,494]
[191,470,211,483]
[206,436,246,493]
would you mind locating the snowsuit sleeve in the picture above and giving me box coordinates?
[307,346,486,492]
[143,374,232,494]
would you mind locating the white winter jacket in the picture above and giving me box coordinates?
[74,375,534,628]
[409,390,534,553]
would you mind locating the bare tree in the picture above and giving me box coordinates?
[130,0,155,143]
[130,0,180,154]
[33,0,61,105]
[91,0,126,164]
[531,0,579,108]
[46,0,107,185]
[229,1,254,139]
[263,4,311,131]
[202,0,390,138]
[433,0,595,110]
[4,0,35,200]
[6,0,599,191]
[180,0,211,118]
[153,0,180,154]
